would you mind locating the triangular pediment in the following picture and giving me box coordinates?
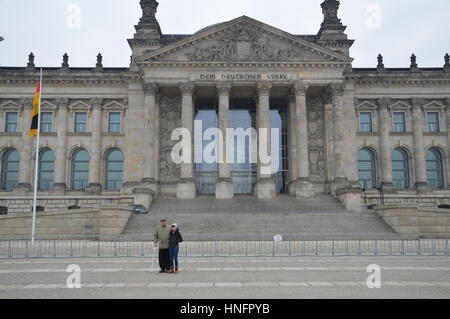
[135,16,353,64]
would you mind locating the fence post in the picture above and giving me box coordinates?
[331,241,335,256]
[401,240,404,256]
[141,242,144,257]
[388,240,392,256]
[245,241,248,257]
[114,242,117,257]
[289,241,292,257]
[70,240,73,257]
[8,241,12,258]
[345,240,349,256]
[358,240,361,256]
[374,240,378,256]
[446,240,449,257]
[315,241,318,257]
[301,241,305,257]
[432,240,436,256]
[418,240,422,257]
[25,240,29,258]
[272,241,275,257]
[53,240,56,257]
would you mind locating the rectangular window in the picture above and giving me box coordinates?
[74,112,87,133]
[393,112,406,133]
[108,112,121,133]
[40,112,53,133]
[427,112,440,132]
[359,112,372,133]
[5,112,18,133]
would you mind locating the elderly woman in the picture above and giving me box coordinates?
[168,223,183,274]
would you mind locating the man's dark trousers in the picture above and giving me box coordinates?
[159,249,170,271]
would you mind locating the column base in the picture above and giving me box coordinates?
[177,180,197,199]
[331,177,349,194]
[255,178,276,199]
[215,179,234,199]
[295,179,315,198]
[86,183,102,195]
[52,183,66,195]
[416,182,431,194]
[14,183,31,195]
[380,182,394,193]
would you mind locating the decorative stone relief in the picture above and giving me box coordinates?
[307,96,326,181]
[155,23,330,63]
[159,96,181,182]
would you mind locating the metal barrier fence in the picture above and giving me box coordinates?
[0,236,448,259]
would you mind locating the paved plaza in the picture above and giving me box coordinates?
[0,256,449,299]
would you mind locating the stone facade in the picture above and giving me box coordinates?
[0,0,449,213]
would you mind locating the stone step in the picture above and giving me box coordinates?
[122,194,399,240]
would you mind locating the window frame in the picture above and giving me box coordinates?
[104,149,124,191]
[426,112,440,133]
[1,149,20,191]
[359,112,373,133]
[40,112,53,133]
[74,112,88,133]
[70,149,89,190]
[5,112,18,133]
[38,148,55,191]
[108,112,122,133]
[393,112,406,133]
[392,148,411,189]
[358,148,377,190]
[426,148,444,189]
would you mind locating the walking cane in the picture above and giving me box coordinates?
[151,244,157,272]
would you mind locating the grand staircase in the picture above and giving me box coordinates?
[122,194,399,240]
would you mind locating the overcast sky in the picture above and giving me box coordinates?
[0,0,449,68]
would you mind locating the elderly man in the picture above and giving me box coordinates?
[154,219,171,273]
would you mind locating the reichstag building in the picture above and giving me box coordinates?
[0,0,449,214]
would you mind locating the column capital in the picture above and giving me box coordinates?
[143,82,159,95]
[411,98,426,111]
[292,81,310,96]
[377,98,392,110]
[328,83,345,97]
[256,82,272,96]
[179,82,195,96]
[55,98,69,109]
[90,98,104,110]
[216,82,232,96]
[19,98,33,109]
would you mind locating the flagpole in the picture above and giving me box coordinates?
[31,68,42,246]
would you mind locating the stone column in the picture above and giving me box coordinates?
[215,82,233,199]
[87,98,103,194]
[255,82,275,199]
[412,98,429,193]
[377,98,393,190]
[293,81,314,197]
[16,98,33,194]
[288,94,297,195]
[142,83,159,183]
[329,83,348,191]
[447,98,450,187]
[53,98,69,193]
[176,82,197,199]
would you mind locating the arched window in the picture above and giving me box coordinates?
[392,149,410,188]
[426,148,444,189]
[358,148,377,189]
[38,149,54,190]
[71,149,89,190]
[105,149,123,190]
[1,149,19,191]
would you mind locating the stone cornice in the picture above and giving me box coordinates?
[140,61,350,69]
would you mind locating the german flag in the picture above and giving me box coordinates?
[30,81,41,137]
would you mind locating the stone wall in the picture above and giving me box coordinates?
[0,207,131,237]
[375,205,450,238]
[0,196,133,214]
